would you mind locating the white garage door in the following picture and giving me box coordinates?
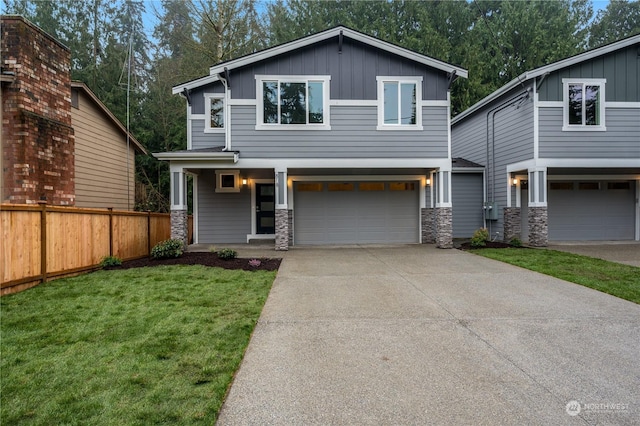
[548,180,636,240]
[294,181,420,245]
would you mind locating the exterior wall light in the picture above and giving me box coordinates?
[426,178,431,186]
[512,178,518,186]
[242,178,248,186]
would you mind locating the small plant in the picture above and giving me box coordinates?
[470,228,490,248]
[217,248,238,260]
[248,259,261,268]
[208,245,217,253]
[151,239,184,259]
[509,237,523,247]
[99,255,122,268]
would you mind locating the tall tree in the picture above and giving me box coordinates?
[589,0,640,47]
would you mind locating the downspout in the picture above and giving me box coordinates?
[218,70,231,151]
[485,88,531,233]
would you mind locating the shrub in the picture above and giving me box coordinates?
[151,239,184,259]
[509,237,523,247]
[217,248,238,260]
[470,228,490,248]
[99,255,122,268]
[248,259,261,268]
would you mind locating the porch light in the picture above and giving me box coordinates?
[512,178,518,186]
[426,178,431,186]
[242,178,248,186]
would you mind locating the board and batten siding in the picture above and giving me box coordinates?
[451,173,484,238]
[197,170,251,243]
[538,44,640,102]
[539,107,640,158]
[227,105,448,158]
[72,91,135,210]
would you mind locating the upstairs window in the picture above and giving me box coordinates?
[562,79,606,131]
[377,77,423,130]
[257,76,330,129]
[204,93,225,133]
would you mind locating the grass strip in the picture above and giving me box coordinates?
[1,265,276,425]
[471,248,640,304]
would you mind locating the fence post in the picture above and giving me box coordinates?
[147,211,152,256]
[108,207,113,257]
[38,201,47,283]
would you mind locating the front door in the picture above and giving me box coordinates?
[256,183,275,234]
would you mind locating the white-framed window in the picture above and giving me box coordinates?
[255,75,331,130]
[562,79,606,131]
[377,76,423,130]
[215,170,240,193]
[204,93,225,133]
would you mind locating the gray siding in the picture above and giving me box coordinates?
[228,38,449,101]
[539,43,640,102]
[191,119,225,150]
[539,107,640,158]
[191,81,225,114]
[452,173,484,238]
[197,170,251,243]
[451,84,535,238]
[231,105,449,158]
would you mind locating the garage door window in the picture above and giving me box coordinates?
[297,183,323,192]
[328,183,354,191]
[550,182,573,190]
[359,182,385,191]
[579,182,600,190]
[389,182,416,191]
[608,182,630,190]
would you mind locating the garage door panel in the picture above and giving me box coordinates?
[295,181,419,245]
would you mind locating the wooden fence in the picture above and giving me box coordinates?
[1,204,192,295]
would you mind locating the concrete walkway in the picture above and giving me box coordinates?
[217,245,640,425]
[548,242,640,268]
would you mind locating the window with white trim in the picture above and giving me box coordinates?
[377,77,423,130]
[215,170,240,193]
[256,76,330,129]
[204,93,225,133]
[562,79,606,131]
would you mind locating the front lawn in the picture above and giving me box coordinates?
[1,265,276,424]
[472,248,640,304]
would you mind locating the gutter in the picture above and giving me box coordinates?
[153,151,238,162]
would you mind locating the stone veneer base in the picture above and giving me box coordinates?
[170,209,188,247]
[503,207,521,242]
[275,209,289,251]
[435,207,453,249]
[528,206,548,247]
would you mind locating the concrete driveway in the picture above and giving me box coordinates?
[217,245,640,425]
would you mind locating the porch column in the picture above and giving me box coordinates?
[170,166,188,247]
[421,172,436,243]
[504,175,521,241]
[527,167,548,247]
[434,169,453,249]
[274,168,289,251]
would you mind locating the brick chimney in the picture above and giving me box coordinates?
[1,16,75,205]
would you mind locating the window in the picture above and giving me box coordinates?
[257,76,330,129]
[579,182,600,190]
[389,182,416,191]
[377,77,423,130]
[215,170,240,193]
[297,183,323,192]
[562,79,605,131]
[359,182,385,191]
[608,182,630,190]
[549,182,574,190]
[328,183,354,191]
[205,94,225,133]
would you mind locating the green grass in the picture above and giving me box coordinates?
[472,248,640,304]
[1,265,276,425]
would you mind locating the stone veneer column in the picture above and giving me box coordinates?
[435,207,453,249]
[421,208,435,243]
[275,208,289,251]
[288,210,294,246]
[528,207,548,247]
[503,207,521,241]
[170,209,188,247]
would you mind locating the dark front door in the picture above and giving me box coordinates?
[256,183,275,234]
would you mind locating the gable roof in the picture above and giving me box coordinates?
[71,81,147,154]
[173,25,467,94]
[452,33,640,124]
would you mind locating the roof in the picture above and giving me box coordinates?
[173,25,468,94]
[452,157,484,168]
[452,33,640,125]
[71,81,147,154]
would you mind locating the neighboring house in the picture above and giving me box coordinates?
[451,34,640,245]
[0,15,145,209]
[71,81,146,210]
[155,26,467,250]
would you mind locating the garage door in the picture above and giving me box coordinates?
[294,181,419,245]
[548,180,636,240]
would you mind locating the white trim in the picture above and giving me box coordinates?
[208,26,467,78]
[249,178,275,238]
[452,34,640,124]
[190,114,206,120]
[193,174,199,244]
[533,85,539,160]
[537,101,563,108]
[376,76,423,130]
[547,174,640,180]
[215,170,240,193]
[562,78,606,131]
[330,99,377,107]
[636,179,640,241]
[290,174,425,182]
[607,102,640,108]
[424,100,449,107]
[255,75,331,130]
[506,173,512,208]
[203,93,225,133]
[161,158,451,170]
[447,92,452,163]
[172,74,219,94]
[507,158,640,173]
[187,104,193,150]
[154,152,237,162]
[228,98,257,106]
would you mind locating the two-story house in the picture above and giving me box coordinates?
[156,26,467,250]
[452,35,640,246]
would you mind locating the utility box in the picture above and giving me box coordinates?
[484,202,499,220]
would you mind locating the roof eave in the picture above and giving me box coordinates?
[172,74,220,94]
[152,152,238,162]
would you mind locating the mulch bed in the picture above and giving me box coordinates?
[106,252,281,272]
[458,241,526,250]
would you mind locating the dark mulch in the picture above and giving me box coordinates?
[106,252,281,271]
[458,241,526,250]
